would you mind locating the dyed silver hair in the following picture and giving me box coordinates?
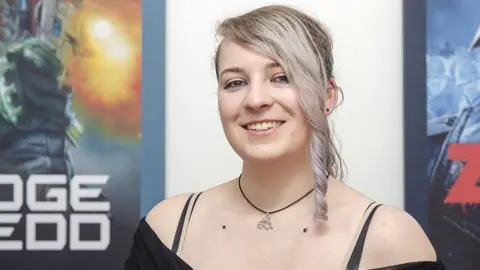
[214,5,345,221]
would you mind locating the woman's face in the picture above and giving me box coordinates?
[216,39,311,162]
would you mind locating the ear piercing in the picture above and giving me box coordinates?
[326,108,330,112]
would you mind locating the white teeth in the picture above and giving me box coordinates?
[246,121,283,131]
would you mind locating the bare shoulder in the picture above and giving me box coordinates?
[145,193,192,249]
[362,204,437,267]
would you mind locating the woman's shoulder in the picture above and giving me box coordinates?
[333,182,438,267]
[143,181,232,247]
[360,203,438,268]
[125,194,197,270]
[145,193,193,249]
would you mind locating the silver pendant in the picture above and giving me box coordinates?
[257,212,273,230]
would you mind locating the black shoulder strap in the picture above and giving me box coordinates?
[171,192,202,254]
[346,203,383,270]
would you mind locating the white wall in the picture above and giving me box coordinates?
[165,0,405,208]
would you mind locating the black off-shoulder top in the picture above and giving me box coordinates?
[124,194,446,270]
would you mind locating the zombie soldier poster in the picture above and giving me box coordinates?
[0,0,141,269]
[404,0,480,269]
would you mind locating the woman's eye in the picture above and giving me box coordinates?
[272,75,289,83]
[224,80,247,89]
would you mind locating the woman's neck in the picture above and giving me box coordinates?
[239,157,315,213]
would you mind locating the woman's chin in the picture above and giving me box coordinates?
[239,145,293,163]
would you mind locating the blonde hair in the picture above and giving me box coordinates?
[214,5,345,221]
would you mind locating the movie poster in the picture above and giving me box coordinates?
[0,0,141,269]
[426,0,480,268]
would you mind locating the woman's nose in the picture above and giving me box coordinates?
[243,84,274,111]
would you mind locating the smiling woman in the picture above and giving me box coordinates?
[217,39,318,167]
[124,4,445,270]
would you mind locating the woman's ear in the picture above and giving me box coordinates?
[324,79,339,115]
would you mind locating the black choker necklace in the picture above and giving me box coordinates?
[237,174,315,230]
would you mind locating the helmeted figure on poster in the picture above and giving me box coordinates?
[0,0,83,200]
